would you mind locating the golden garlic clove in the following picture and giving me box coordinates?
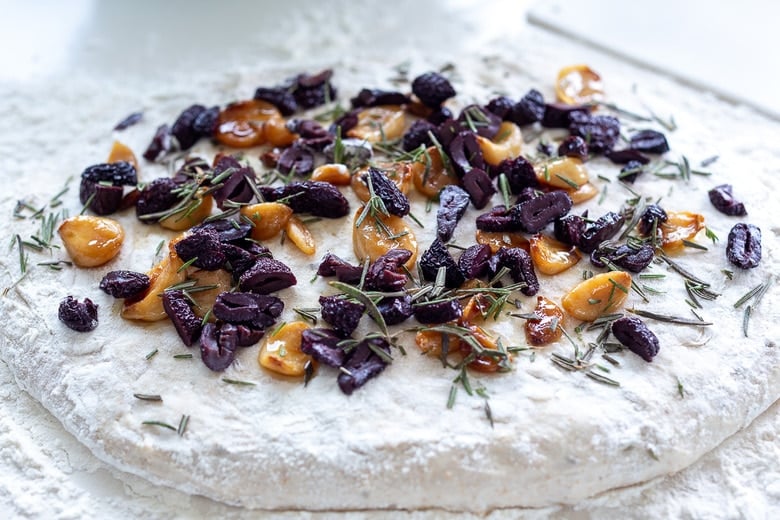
[58,215,125,268]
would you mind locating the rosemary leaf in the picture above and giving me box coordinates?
[222,378,256,386]
[142,420,177,431]
[177,414,190,436]
[733,282,764,309]
[446,384,457,409]
[585,370,620,387]
[628,308,712,326]
[133,393,162,401]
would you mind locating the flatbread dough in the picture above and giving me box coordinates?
[1,50,778,512]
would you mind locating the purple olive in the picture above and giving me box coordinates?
[200,323,236,371]
[162,290,202,347]
[514,191,573,233]
[461,167,496,209]
[58,296,98,332]
[419,239,465,289]
[413,299,463,324]
[300,328,345,367]
[612,316,659,362]
[319,295,365,337]
[337,338,390,395]
[458,244,492,280]
[239,257,297,294]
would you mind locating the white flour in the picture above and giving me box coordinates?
[0,357,778,518]
[1,2,778,517]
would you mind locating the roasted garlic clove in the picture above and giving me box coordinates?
[561,271,632,321]
[58,215,125,267]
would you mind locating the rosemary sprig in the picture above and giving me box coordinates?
[15,235,27,274]
[628,308,712,326]
[133,393,162,401]
[142,420,177,431]
[222,378,256,386]
[733,282,765,309]
[79,192,96,215]
[293,307,319,325]
[177,414,190,437]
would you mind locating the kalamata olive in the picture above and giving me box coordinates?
[162,290,202,346]
[277,143,315,177]
[253,86,298,115]
[239,257,297,294]
[259,181,350,218]
[638,204,668,236]
[457,105,501,140]
[351,88,411,108]
[413,298,463,324]
[514,191,573,233]
[58,296,98,332]
[211,156,257,209]
[171,104,207,150]
[590,242,654,272]
[498,247,539,296]
[114,111,143,131]
[317,253,363,285]
[541,103,589,128]
[200,322,236,371]
[436,185,470,243]
[402,119,437,152]
[618,160,645,184]
[337,337,390,395]
[486,96,515,120]
[612,316,659,362]
[568,112,620,153]
[365,249,412,292]
[212,292,283,327]
[412,71,456,107]
[508,89,545,126]
[458,244,492,279]
[292,69,337,109]
[419,239,465,289]
[579,211,625,253]
[448,131,486,177]
[174,227,227,271]
[300,328,344,367]
[143,124,173,162]
[190,219,252,243]
[367,167,410,216]
[495,156,537,193]
[376,295,414,325]
[557,136,589,161]
[629,129,670,154]
[319,295,365,337]
[135,177,180,222]
[476,205,519,232]
[727,223,761,269]
[605,149,650,165]
[99,270,150,299]
[461,167,496,209]
[708,184,747,216]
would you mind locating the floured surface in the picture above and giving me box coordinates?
[1,17,779,518]
[1,359,776,518]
